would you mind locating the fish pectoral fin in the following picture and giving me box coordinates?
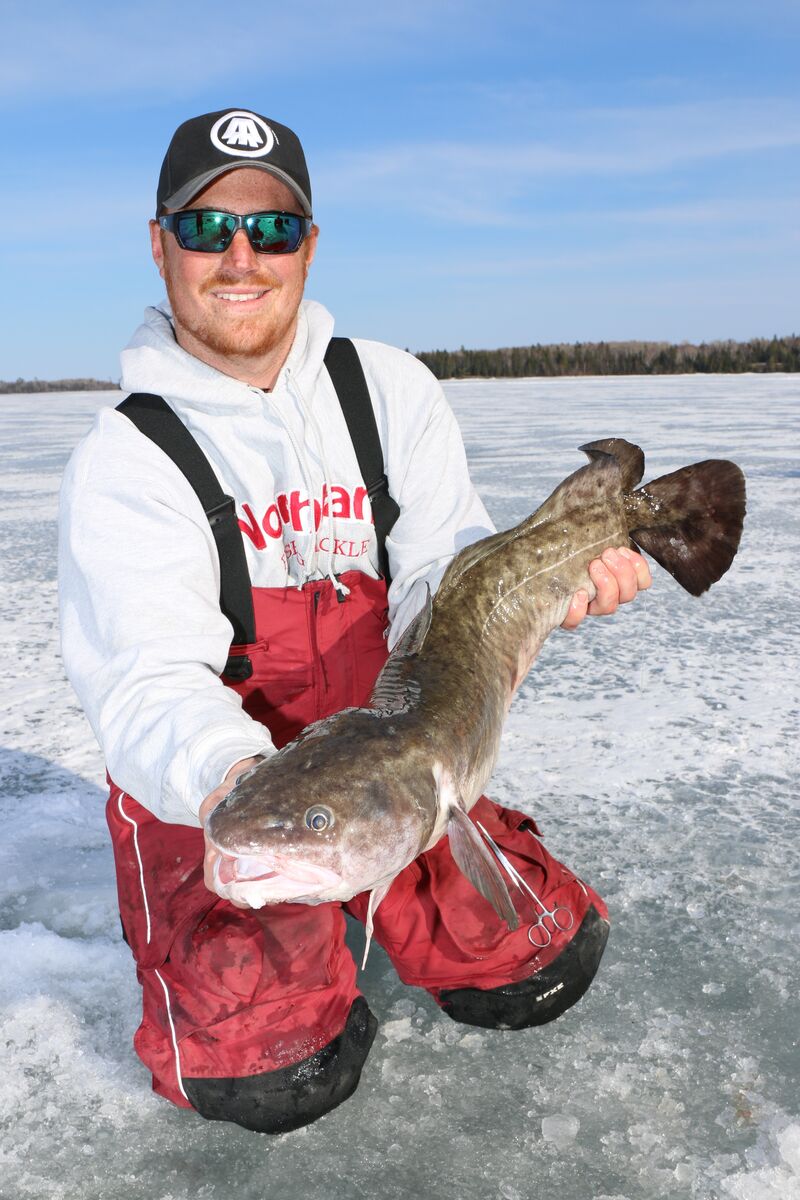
[361,879,394,970]
[447,807,519,931]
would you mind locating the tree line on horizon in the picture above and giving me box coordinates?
[0,377,118,394]
[416,334,799,379]
[2,334,798,392]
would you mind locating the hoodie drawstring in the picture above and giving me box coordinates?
[287,369,350,598]
[254,383,317,587]
[281,369,350,598]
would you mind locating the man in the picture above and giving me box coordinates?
[59,109,650,1134]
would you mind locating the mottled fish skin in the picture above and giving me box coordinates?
[206,440,745,913]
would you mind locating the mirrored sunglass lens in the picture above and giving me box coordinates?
[176,211,236,251]
[246,213,303,252]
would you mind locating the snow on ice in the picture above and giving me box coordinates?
[0,376,797,1199]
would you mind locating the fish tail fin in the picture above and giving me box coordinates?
[627,460,746,595]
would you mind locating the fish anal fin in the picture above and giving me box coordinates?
[629,460,746,595]
[447,807,519,931]
[369,587,432,713]
[580,438,645,491]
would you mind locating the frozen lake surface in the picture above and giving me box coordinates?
[0,375,798,1200]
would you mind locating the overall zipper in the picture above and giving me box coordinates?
[309,586,325,718]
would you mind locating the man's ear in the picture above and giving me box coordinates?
[303,224,320,278]
[149,219,166,279]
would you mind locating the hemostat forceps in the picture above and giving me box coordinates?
[476,821,574,949]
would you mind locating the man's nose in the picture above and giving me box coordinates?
[223,228,260,270]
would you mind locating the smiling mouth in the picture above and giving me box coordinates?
[211,289,271,304]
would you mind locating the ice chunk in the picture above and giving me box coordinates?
[541,1113,580,1147]
[380,1017,414,1044]
[720,1120,800,1199]
[779,1126,800,1174]
[499,1184,521,1200]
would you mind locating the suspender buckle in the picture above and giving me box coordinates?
[366,474,390,501]
[206,495,237,529]
[223,653,253,682]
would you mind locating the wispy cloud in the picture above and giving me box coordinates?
[5,0,797,105]
[316,98,800,199]
[313,97,800,224]
[321,229,797,281]
[588,196,800,228]
[0,0,509,101]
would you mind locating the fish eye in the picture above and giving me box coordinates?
[305,805,334,832]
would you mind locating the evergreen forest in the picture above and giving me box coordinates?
[416,334,799,379]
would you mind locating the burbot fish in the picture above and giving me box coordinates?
[207,438,746,949]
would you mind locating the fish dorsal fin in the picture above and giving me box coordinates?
[361,878,394,969]
[523,454,624,530]
[447,807,519,930]
[579,438,645,491]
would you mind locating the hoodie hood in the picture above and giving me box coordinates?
[120,297,336,414]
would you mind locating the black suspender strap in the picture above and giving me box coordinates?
[116,340,399,672]
[116,393,257,660]
[323,337,400,585]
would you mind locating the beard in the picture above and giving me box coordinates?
[163,260,304,364]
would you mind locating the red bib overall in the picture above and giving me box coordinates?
[107,571,608,1109]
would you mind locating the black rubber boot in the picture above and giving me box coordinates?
[439,905,610,1030]
[182,996,378,1133]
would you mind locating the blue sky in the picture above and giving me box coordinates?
[2,0,798,380]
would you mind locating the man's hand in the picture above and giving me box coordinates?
[561,546,652,630]
[199,756,263,905]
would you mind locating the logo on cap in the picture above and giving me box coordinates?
[210,111,276,159]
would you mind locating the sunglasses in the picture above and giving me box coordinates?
[158,209,312,254]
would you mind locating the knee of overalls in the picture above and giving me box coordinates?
[437,799,610,1029]
[438,905,610,1029]
[350,796,610,1030]
[182,996,378,1134]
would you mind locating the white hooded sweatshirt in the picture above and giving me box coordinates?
[58,299,493,826]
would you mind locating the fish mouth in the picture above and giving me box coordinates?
[212,848,343,903]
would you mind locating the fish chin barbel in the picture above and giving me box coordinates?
[206,438,746,951]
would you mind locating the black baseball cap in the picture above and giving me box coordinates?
[156,108,312,217]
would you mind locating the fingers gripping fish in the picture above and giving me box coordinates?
[206,439,746,962]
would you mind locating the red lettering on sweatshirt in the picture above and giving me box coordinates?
[330,486,350,519]
[353,486,369,521]
[262,503,282,539]
[238,503,267,550]
[305,536,370,560]
[289,492,310,531]
[236,485,375,549]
